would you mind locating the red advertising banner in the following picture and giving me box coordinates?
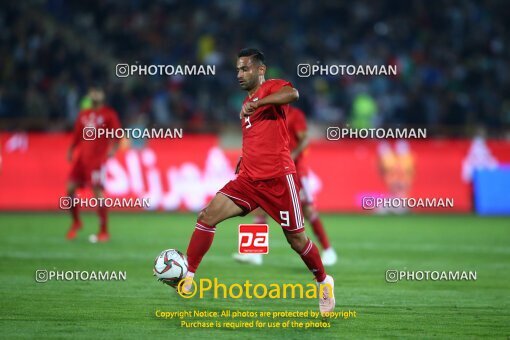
[1,133,509,212]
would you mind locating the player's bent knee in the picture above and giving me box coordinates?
[197,206,218,226]
[197,209,207,223]
[197,193,245,227]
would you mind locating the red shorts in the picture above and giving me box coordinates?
[69,159,105,188]
[218,173,305,233]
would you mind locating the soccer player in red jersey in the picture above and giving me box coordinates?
[182,49,335,314]
[234,106,338,266]
[65,87,121,242]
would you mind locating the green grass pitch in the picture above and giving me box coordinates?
[0,212,509,338]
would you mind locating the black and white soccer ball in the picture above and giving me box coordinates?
[153,249,188,287]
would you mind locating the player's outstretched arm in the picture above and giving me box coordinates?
[259,86,299,106]
[242,86,299,116]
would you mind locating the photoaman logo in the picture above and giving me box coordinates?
[238,224,269,254]
[176,277,332,299]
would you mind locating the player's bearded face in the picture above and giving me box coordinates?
[237,57,262,91]
[89,89,105,106]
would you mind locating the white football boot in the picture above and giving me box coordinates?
[317,275,336,316]
[321,248,338,266]
[232,253,263,265]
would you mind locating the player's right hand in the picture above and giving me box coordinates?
[241,101,258,117]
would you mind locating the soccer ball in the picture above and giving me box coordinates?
[153,249,188,287]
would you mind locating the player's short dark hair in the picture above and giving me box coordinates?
[238,48,265,65]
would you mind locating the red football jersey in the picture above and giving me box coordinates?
[239,79,296,180]
[71,106,121,167]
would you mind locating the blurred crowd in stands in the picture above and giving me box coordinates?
[1,0,509,136]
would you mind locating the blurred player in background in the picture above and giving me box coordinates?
[182,48,335,314]
[66,87,121,242]
[234,106,338,266]
[377,140,415,214]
